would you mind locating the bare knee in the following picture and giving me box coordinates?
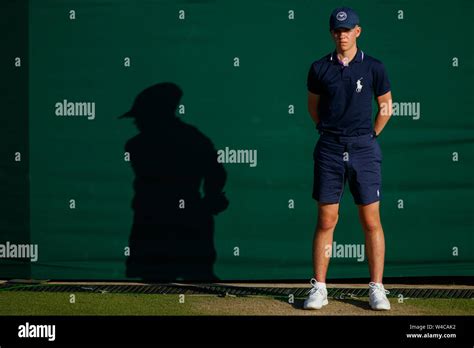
[318,214,338,231]
[361,219,382,233]
[358,202,382,234]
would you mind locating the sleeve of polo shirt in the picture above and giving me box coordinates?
[373,62,391,97]
[307,63,323,95]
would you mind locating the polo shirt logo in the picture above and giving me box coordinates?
[336,12,347,21]
[356,77,363,93]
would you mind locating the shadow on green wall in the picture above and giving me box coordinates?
[119,82,229,282]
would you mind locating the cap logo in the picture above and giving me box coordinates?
[336,11,347,21]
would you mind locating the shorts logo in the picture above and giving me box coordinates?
[356,78,363,93]
[377,189,380,197]
[336,11,347,21]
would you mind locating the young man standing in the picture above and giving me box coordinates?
[304,7,393,311]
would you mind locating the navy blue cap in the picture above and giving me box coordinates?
[329,7,360,31]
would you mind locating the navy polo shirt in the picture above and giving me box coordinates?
[307,48,391,136]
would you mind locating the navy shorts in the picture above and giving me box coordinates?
[312,132,382,205]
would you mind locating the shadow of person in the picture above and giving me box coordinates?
[333,298,372,310]
[119,82,229,282]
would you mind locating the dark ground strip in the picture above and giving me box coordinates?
[0,282,472,299]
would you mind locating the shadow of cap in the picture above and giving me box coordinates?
[119,82,183,120]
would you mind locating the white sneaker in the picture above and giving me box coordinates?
[303,278,328,310]
[369,282,391,310]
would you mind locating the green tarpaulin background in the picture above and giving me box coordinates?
[1,0,473,280]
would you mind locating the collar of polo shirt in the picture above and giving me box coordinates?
[329,48,365,65]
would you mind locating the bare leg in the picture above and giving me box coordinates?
[312,203,339,283]
[358,201,385,283]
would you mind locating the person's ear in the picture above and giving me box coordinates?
[355,25,362,38]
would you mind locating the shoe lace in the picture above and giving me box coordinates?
[309,278,325,296]
[369,282,390,297]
